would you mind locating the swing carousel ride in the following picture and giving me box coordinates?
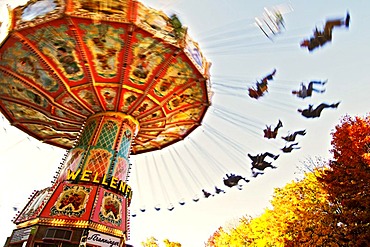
[0,0,211,246]
[1,0,354,245]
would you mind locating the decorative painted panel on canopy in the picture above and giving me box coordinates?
[0,0,212,154]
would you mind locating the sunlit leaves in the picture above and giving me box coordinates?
[141,237,182,247]
[320,114,370,246]
[141,237,159,247]
[205,114,370,247]
[163,239,182,247]
[206,167,332,246]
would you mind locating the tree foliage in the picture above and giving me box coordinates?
[206,114,370,247]
[163,239,182,247]
[206,167,333,246]
[141,237,159,247]
[319,114,370,246]
[141,237,182,247]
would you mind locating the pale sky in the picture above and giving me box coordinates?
[1,1,370,247]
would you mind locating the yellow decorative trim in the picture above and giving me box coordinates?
[17,217,126,238]
[122,85,144,94]
[16,218,40,229]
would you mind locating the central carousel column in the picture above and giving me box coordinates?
[38,112,140,246]
[60,112,139,192]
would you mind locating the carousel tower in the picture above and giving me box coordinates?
[0,1,211,246]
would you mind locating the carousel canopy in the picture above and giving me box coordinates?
[0,0,212,154]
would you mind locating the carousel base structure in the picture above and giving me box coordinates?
[5,112,138,247]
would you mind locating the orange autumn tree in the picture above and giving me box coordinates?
[319,114,370,246]
[206,165,334,246]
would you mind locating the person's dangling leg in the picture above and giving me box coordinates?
[264,152,279,160]
[276,119,283,129]
[310,80,326,94]
[323,19,343,40]
[345,12,350,28]
[315,102,340,116]
[310,80,327,85]
[324,14,349,39]
[324,19,344,31]
[330,102,340,108]
[314,103,331,116]
[312,88,326,93]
